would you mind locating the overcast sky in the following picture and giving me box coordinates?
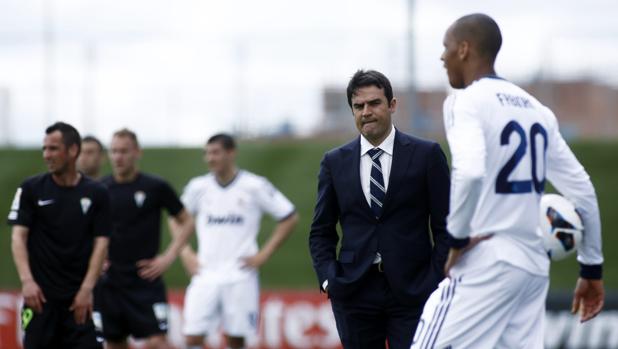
[1,0,616,146]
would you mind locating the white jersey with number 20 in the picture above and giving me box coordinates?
[443,77,602,276]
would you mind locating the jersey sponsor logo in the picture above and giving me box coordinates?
[134,190,146,208]
[80,197,92,214]
[37,199,55,206]
[207,214,244,225]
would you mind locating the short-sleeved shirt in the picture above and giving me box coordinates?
[182,170,295,283]
[100,173,183,287]
[7,173,111,301]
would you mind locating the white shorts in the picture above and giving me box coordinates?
[411,261,549,349]
[182,273,260,338]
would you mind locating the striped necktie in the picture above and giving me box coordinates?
[367,148,386,218]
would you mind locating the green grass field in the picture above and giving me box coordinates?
[1,139,616,290]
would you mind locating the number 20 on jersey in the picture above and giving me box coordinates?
[496,120,547,194]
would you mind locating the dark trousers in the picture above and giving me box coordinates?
[22,300,102,349]
[330,266,423,349]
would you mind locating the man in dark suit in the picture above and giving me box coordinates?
[309,70,450,349]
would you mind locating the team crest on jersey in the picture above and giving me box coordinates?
[80,197,92,214]
[134,191,146,208]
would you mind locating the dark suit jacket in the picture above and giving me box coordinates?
[309,130,450,305]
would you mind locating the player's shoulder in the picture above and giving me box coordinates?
[184,173,212,191]
[20,173,49,188]
[235,170,283,198]
[80,175,109,196]
[138,172,172,188]
[81,175,106,189]
[236,170,271,187]
[491,80,558,125]
[99,175,114,186]
[457,77,502,102]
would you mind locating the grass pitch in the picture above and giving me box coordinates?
[0,139,616,290]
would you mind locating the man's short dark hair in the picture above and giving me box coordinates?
[113,128,140,148]
[207,133,236,150]
[453,13,502,62]
[82,135,104,152]
[45,122,81,154]
[346,70,394,108]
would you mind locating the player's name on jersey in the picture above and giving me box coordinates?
[495,92,533,109]
[207,214,244,225]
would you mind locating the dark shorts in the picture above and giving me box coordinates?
[21,301,103,349]
[94,277,169,342]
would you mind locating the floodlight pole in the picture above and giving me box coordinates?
[407,0,419,133]
[43,0,55,126]
[83,42,97,134]
[0,88,10,146]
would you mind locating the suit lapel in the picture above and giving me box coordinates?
[344,137,374,216]
[382,130,416,214]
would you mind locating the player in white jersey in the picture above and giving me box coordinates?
[411,14,604,348]
[175,133,299,349]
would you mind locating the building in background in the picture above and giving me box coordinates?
[319,79,618,140]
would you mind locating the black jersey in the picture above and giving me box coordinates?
[7,173,111,301]
[100,173,183,286]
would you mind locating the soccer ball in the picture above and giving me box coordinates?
[537,193,584,261]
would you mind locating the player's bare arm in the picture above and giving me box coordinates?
[70,236,108,324]
[241,212,299,269]
[572,278,604,323]
[169,215,199,276]
[11,225,47,313]
[138,208,195,281]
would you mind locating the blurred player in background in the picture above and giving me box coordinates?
[78,135,106,180]
[8,122,110,349]
[175,133,299,349]
[94,128,194,349]
[411,13,604,348]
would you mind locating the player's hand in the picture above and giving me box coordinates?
[572,278,604,323]
[241,253,268,270]
[137,254,174,281]
[22,279,46,313]
[444,234,493,277]
[69,287,93,325]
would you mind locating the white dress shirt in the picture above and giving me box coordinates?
[361,124,395,265]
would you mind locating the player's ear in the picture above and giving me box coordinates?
[458,40,469,61]
[68,143,79,159]
[228,148,237,160]
[388,97,397,112]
